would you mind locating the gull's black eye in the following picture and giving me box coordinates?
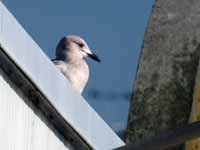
[78,43,84,48]
[74,41,85,48]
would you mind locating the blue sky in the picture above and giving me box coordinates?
[4,0,154,139]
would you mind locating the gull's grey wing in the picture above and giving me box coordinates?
[52,60,68,76]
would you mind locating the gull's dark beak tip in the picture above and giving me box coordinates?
[88,53,101,63]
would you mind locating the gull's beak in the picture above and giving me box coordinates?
[88,52,101,62]
[83,47,101,62]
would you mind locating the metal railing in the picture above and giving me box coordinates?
[115,121,200,150]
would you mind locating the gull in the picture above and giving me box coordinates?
[52,35,100,93]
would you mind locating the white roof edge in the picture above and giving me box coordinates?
[0,2,125,150]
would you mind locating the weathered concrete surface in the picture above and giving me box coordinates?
[126,0,200,149]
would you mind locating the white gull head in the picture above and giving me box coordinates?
[53,35,100,93]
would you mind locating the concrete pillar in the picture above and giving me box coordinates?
[126,0,200,149]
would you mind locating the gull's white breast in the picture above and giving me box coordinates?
[53,60,89,93]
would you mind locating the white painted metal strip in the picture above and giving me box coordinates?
[0,1,2,34]
[0,69,69,150]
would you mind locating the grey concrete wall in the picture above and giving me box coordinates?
[126,0,200,149]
